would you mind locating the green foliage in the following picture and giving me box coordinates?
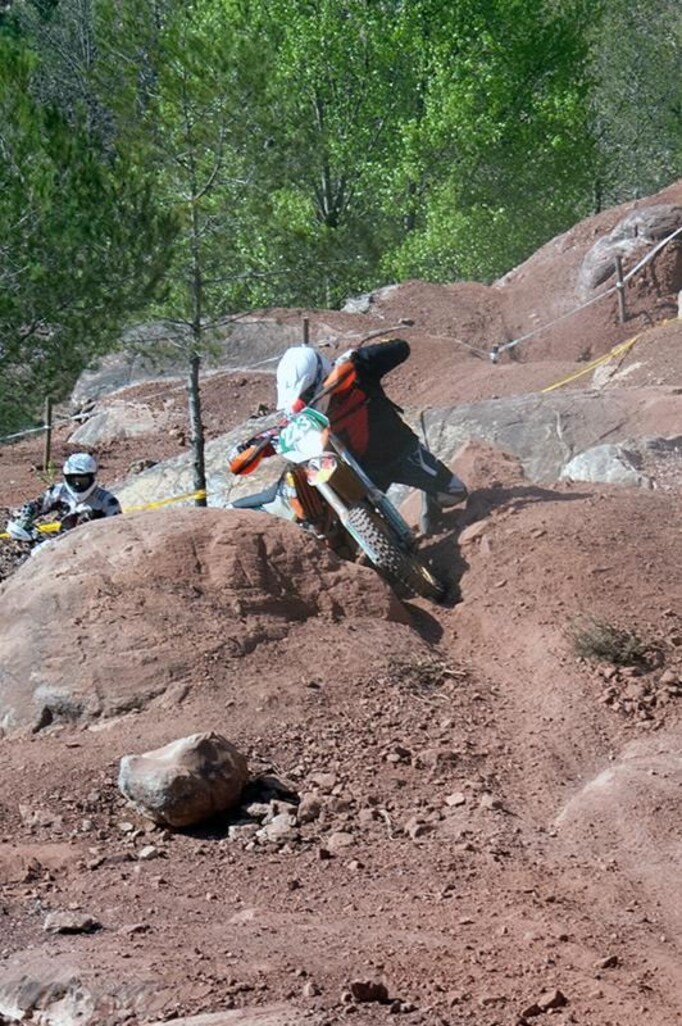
[0,38,175,435]
[382,0,599,281]
[588,0,682,207]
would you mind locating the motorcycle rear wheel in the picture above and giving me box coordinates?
[346,504,447,603]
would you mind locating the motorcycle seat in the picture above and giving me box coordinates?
[229,480,280,510]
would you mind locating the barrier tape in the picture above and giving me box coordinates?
[122,489,207,513]
[539,314,680,394]
[540,336,641,394]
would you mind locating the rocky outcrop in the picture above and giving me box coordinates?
[0,508,406,733]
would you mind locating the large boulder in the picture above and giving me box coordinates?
[118,732,249,828]
[0,508,406,733]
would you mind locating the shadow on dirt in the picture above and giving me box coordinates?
[415,485,593,616]
[178,772,300,842]
[465,484,593,520]
[402,598,447,644]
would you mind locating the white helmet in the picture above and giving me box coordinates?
[276,346,332,413]
[63,452,98,502]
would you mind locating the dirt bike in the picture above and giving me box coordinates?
[4,520,61,544]
[3,507,97,547]
[229,406,447,603]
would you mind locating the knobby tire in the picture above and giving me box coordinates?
[346,504,446,603]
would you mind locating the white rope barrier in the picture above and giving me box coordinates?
[489,223,682,362]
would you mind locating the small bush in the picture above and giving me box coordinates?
[569,617,649,666]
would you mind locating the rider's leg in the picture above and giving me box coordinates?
[388,441,467,502]
[383,441,468,533]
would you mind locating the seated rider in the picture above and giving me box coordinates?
[6,452,122,542]
[231,339,468,519]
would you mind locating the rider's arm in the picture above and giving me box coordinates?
[12,486,59,526]
[101,492,122,517]
[7,486,59,538]
[80,491,122,520]
[353,338,410,382]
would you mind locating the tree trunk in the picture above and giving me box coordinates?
[187,351,207,506]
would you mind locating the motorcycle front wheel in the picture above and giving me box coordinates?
[346,504,447,603]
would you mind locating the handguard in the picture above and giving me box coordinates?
[6,519,37,542]
[229,435,276,476]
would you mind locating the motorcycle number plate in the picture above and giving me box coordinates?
[278,408,330,463]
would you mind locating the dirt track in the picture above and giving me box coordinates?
[0,182,682,1026]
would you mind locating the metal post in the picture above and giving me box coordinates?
[614,256,627,323]
[302,317,310,345]
[42,396,53,471]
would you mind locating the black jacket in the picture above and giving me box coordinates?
[330,339,418,477]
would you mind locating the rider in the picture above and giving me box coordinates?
[6,452,122,542]
[231,340,468,520]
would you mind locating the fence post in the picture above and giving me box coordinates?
[302,317,310,345]
[614,256,627,323]
[42,396,53,471]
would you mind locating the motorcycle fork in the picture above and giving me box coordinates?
[326,434,417,551]
[310,479,386,565]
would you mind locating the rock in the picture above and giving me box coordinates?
[538,988,568,1011]
[129,458,159,474]
[479,793,504,811]
[137,845,161,861]
[560,444,653,489]
[325,830,354,851]
[144,1002,327,1024]
[349,980,389,1004]
[594,954,619,970]
[413,747,458,770]
[520,1001,543,1019]
[297,795,323,823]
[309,772,337,792]
[444,792,466,807]
[44,911,100,934]
[244,802,273,822]
[384,744,411,765]
[257,812,299,845]
[228,823,260,842]
[403,817,433,840]
[118,732,249,828]
[458,522,488,546]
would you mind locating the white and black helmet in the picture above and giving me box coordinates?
[276,346,332,413]
[63,452,98,502]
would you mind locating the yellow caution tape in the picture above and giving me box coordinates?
[541,316,678,395]
[541,336,641,394]
[0,521,61,541]
[122,489,207,513]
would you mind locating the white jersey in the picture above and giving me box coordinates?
[14,482,121,532]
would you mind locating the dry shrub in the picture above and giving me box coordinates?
[569,617,649,666]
